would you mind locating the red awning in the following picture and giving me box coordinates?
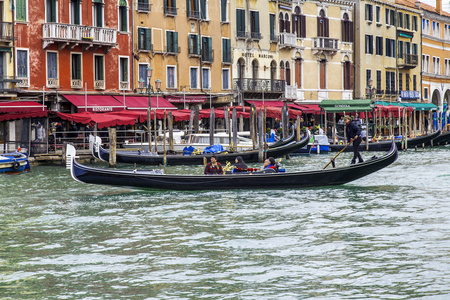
[62,95,124,112]
[55,111,137,129]
[166,95,206,103]
[0,111,48,122]
[199,108,251,119]
[295,104,321,114]
[0,101,47,113]
[112,96,177,110]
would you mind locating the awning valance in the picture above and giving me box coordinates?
[0,101,47,113]
[62,95,124,112]
[55,111,137,129]
[112,96,177,110]
[319,100,374,112]
[166,95,206,103]
[375,101,438,111]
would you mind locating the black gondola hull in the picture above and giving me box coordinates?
[69,142,398,190]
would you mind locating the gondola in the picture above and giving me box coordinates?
[425,130,450,147]
[329,130,440,152]
[92,133,310,166]
[66,141,398,190]
[0,151,30,174]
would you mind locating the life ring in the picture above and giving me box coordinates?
[12,161,20,170]
[338,141,344,145]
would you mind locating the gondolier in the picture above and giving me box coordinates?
[344,116,364,164]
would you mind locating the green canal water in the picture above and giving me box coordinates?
[1,147,450,299]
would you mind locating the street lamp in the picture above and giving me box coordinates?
[139,66,154,152]
[155,78,162,109]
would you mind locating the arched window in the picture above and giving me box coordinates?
[317,9,329,37]
[295,58,302,88]
[285,13,290,33]
[237,58,245,80]
[118,0,128,32]
[342,13,353,42]
[320,58,326,89]
[280,61,285,81]
[293,7,305,38]
[270,60,277,81]
[285,61,291,85]
[252,59,259,79]
[279,12,284,33]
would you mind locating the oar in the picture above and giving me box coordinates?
[323,138,355,169]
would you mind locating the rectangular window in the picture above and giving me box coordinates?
[413,75,417,91]
[385,71,390,92]
[236,9,246,37]
[399,73,403,91]
[222,68,230,90]
[405,73,410,91]
[398,12,403,28]
[424,87,428,99]
[93,3,103,27]
[405,14,410,30]
[138,64,148,84]
[138,28,152,51]
[46,0,57,22]
[412,43,418,55]
[376,6,381,23]
[16,0,27,21]
[365,4,373,21]
[366,69,371,86]
[365,35,373,54]
[71,0,81,25]
[190,67,199,89]
[188,34,200,55]
[139,0,150,12]
[270,14,275,40]
[47,52,57,79]
[385,9,395,26]
[391,72,395,92]
[385,38,395,57]
[202,36,212,62]
[202,67,210,89]
[71,53,81,80]
[17,50,28,78]
[166,31,179,53]
[94,55,104,81]
[221,0,227,22]
[119,4,128,32]
[250,11,260,38]
[398,41,403,58]
[167,66,176,88]
[119,57,128,82]
[295,59,302,88]
[376,36,383,55]
[413,16,417,30]
[222,38,231,63]
[376,70,381,93]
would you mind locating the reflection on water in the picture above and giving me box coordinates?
[1,147,450,299]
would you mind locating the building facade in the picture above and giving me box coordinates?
[418,0,450,113]
[354,0,421,103]
[0,0,15,98]
[133,0,232,109]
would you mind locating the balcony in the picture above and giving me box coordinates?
[270,34,279,43]
[120,81,129,90]
[398,54,418,69]
[137,1,151,12]
[47,78,59,88]
[233,78,285,93]
[164,6,177,16]
[202,49,214,63]
[0,22,13,43]
[42,23,117,52]
[16,78,29,88]
[250,32,262,40]
[94,80,105,90]
[279,32,296,49]
[187,10,200,19]
[312,37,339,54]
[71,79,83,89]
[236,31,249,40]
[0,76,20,93]
[165,46,181,55]
[188,47,201,57]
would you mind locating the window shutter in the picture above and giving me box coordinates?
[174,32,178,53]
[349,21,353,42]
[138,28,144,49]
[350,63,354,90]
[51,0,57,22]
[121,7,127,31]
[300,15,306,37]
[317,17,320,36]
[186,0,191,14]
[74,0,80,24]
[222,39,226,62]
[255,12,259,33]
[324,18,329,37]
[97,4,103,27]
[200,0,206,19]
[208,37,212,61]
[145,28,152,50]
[236,10,241,32]
[221,0,226,22]
[164,0,168,7]
[196,35,200,54]
[166,31,172,52]
[269,14,274,38]
[295,59,301,88]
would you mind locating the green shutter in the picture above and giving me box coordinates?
[172,0,176,8]
[121,7,127,31]
[51,0,57,22]
[164,0,168,7]
[74,0,80,24]
[166,31,172,52]
[99,57,104,80]
[270,14,274,37]
[97,4,103,27]
[16,0,26,21]
[208,37,212,61]
[138,28,144,49]
[222,39,226,62]
[186,0,191,15]
[173,32,178,53]
[255,11,260,33]
[145,29,152,50]
[221,0,226,22]
[240,10,245,32]
[200,0,206,19]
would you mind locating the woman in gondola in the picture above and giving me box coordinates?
[263,157,278,171]
[233,156,248,173]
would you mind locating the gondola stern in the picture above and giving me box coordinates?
[66,144,86,184]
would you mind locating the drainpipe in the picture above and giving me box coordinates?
[199,5,203,93]
[12,1,16,81]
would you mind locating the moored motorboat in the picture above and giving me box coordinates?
[66,141,398,190]
[92,133,308,166]
[0,151,30,174]
[328,130,440,152]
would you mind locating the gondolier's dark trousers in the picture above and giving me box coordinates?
[352,137,364,164]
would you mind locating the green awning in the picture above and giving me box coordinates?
[319,99,374,112]
[401,102,438,111]
[399,33,413,38]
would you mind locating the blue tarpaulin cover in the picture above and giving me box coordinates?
[203,144,224,153]
[183,146,196,155]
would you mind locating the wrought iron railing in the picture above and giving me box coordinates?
[233,78,285,93]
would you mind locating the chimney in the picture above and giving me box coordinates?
[436,0,442,14]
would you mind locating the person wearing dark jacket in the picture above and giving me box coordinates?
[204,155,223,175]
[233,156,248,173]
[344,116,364,164]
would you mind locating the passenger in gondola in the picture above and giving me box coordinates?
[204,155,223,175]
[233,156,248,173]
[344,116,364,164]
[263,157,278,172]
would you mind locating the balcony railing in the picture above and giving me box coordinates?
[16,78,29,88]
[233,78,285,93]
[137,1,151,12]
[0,22,13,42]
[279,32,296,48]
[202,49,214,63]
[398,54,418,69]
[71,79,83,89]
[0,76,20,92]
[120,81,129,90]
[188,47,201,56]
[270,34,279,43]
[164,6,177,16]
[251,32,262,40]
[166,46,181,54]
[47,78,59,88]
[94,80,105,90]
[236,31,249,39]
[312,37,339,51]
[187,10,200,19]
[285,85,297,100]
[42,23,117,48]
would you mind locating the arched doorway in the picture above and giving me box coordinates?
[237,58,245,90]
[431,89,441,130]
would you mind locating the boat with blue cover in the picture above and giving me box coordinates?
[0,151,30,174]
